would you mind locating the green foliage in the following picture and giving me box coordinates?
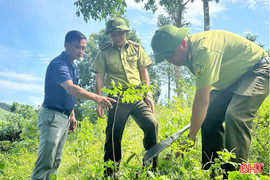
[0,159,5,175]
[0,114,24,142]
[102,81,153,103]
[74,0,127,21]
[0,108,13,121]
[0,102,39,151]
[0,98,269,179]
[0,102,10,111]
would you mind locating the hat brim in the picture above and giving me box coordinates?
[105,26,130,34]
[154,52,174,63]
[153,27,189,63]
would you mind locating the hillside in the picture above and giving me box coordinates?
[0,108,13,121]
[0,98,269,179]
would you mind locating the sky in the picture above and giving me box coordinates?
[0,0,269,107]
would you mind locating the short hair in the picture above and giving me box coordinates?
[65,30,86,43]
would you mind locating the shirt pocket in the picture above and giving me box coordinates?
[106,57,121,73]
[126,56,139,70]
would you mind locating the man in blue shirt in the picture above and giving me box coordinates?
[31,30,116,180]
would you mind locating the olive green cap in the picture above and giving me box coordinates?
[151,25,189,63]
[105,17,130,34]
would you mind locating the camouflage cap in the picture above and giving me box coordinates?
[105,17,130,34]
[151,25,189,63]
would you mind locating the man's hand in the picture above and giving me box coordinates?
[94,95,116,111]
[96,104,105,119]
[69,115,77,132]
[175,136,195,158]
[144,95,155,113]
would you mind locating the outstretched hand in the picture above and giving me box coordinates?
[96,104,105,119]
[94,95,116,111]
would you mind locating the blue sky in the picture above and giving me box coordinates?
[0,0,269,107]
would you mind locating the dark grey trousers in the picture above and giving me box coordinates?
[201,61,269,170]
[104,99,158,165]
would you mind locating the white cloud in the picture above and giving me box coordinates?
[0,44,51,63]
[132,14,156,25]
[0,72,42,82]
[227,0,269,10]
[29,96,43,106]
[127,0,225,28]
[0,44,33,61]
[126,0,145,11]
[0,80,43,93]
[185,1,225,27]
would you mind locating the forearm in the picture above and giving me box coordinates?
[96,73,104,95]
[70,109,75,117]
[140,68,150,85]
[66,84,97,101]
[189,86,211,140]
[140,67,152,98]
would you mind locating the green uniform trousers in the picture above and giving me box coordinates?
[201,60,269,170]
[31,108,70,180]
[104,99,158,165]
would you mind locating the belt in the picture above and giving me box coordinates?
[46,107,71,116]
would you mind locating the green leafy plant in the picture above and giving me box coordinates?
[101,81,154,103]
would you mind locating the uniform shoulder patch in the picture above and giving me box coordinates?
[194,63,204,77]
[100,42,112,51]
[127,40,140,47]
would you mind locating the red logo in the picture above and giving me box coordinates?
[240,163,264,174]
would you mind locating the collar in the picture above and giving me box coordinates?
[62,52,75,67]
[185,36,195,74]
[112,40,129,49]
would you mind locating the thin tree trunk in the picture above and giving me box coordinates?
[203,0,210,31]
[174,65,181,96]
[174,0,186,97]
[168,70,171,103]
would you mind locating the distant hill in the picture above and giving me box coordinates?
[0,102,10,111]
[0,108,13,121]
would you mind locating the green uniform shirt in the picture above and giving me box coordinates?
[91,40,152,89]
[186,30,268,89]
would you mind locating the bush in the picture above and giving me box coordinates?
[0,114,23,142]
[0,141,14,152]
[0,102,39,150]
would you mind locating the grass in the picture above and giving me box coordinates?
[0,108,13,121]
[0,98,269,179]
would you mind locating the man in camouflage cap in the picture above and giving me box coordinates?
[91,17,158,177]
[151,25,269,178]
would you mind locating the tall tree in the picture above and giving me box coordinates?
[202,0,220,31]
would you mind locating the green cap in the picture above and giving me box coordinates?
[151,25,189,63]
[105,17,130,34]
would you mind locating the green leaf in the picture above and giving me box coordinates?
[49,173,57,180]
[0,162,5,169]
[125,152,136,164]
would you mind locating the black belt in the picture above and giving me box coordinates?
[46,107,71,116]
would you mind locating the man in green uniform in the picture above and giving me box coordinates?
[91,17,158,176]
[151,25,269,177]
